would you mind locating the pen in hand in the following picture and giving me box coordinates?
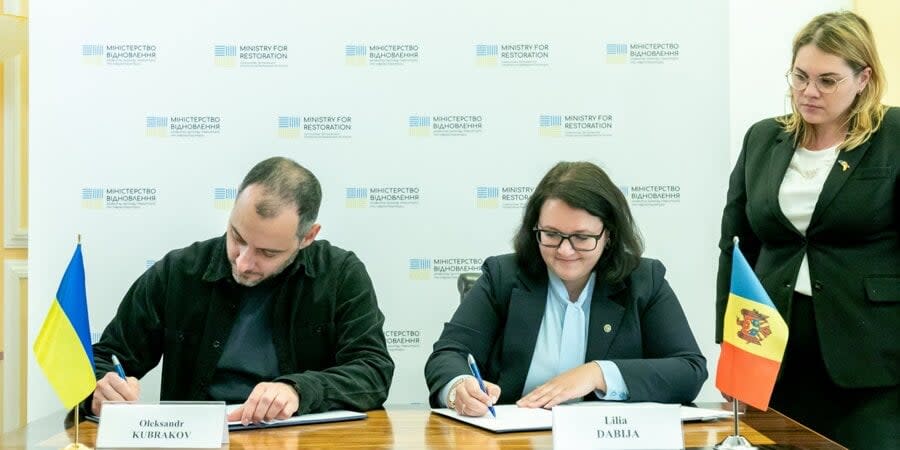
[467,354,496,418]
[111,354,127,380]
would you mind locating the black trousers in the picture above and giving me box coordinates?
[770,293,899,450]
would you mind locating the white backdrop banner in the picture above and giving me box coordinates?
[29,0,728,420]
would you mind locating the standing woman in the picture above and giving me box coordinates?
[717,11,898,449]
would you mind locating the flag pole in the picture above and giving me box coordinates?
[715,398,757,449]
[66,235,90,450]
[716,236,758,449]
[64,405,90,450]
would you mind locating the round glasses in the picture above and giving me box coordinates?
[785,71,852,94]
[533,228,604,252]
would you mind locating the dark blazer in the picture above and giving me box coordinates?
[717,107,899,388]
[425,254,707,406]
[90,237,394,414]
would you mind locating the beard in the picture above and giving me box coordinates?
[231,248,300,287]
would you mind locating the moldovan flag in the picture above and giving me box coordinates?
[33,244,96,410]
[716,240,788,410]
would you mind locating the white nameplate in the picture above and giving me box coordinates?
[553,403,683,450]
[96,402,228,448]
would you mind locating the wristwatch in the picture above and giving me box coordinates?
[446,378,468,409]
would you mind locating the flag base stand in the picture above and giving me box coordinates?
[714,398,757,449]
[716,435,758,449]
[63,443,91,450]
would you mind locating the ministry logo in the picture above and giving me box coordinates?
[303,115,352,139]
[475,186,499,209]
[345,44,367,66]
[622,184,682,207]
[432,257,484,280]
[539,114,614,137]
[409,258,432,280]
[146,116,168,137]
[81,43,157,66]
[408,116,431,137]
[345,186,420,208]
[477,185,533,209]
[81,44,104,65]
[384,329,423,352]
[347,43,420,66]
[409,115,484,137]
[606,43,628,64]
[213,187,237,210]
[214,43,289,68]
[81,187,158,209]
[538,115,562,137]
[146,115,222,138]
[277,116,301,138]
[345,187,368,208]
[493,43,551,67]
[605,42,680,64]
[475,44,498,66]
[214,45,237,67]
[81,188,105,209]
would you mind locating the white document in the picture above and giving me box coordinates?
[225,405,366,431]
[431,404,552,432]
[431,403,732,433]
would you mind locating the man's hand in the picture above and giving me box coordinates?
[517,362,604,409]
[91,372,140,415]
[226,382,300,425]
[452,377,501,417]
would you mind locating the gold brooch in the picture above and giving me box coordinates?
[838,160,850,172]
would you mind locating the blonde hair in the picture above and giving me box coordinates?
[778,11,887,151]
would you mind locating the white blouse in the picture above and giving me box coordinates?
[778,144,840,296]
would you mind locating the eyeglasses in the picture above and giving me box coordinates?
[785,71,853,94]
[533,228,605,251]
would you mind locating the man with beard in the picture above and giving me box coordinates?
[86,157,394,424]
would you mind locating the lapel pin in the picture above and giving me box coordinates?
[603,324,612,333]
[838,160,850,172]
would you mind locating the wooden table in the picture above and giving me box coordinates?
[0,403,844,449]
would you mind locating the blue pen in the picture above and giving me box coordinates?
[111,354,127,380]
[467,354,496,417]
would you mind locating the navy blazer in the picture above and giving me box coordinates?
[425,254,707,406]
[717,107,899,388]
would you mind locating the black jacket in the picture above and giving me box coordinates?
[717,107,899,388]
[425,254,707,406]
[91,236,394,413]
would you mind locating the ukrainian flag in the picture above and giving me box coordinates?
[715,239,788,410]
[33,244,96,410]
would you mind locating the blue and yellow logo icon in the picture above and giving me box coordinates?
[408,116,431,137]
[278,116,301,138]
[538,115,562,137]
[82,44,104,65]
[345,187,369,208]
[146,116,168,137]
[213,187,237,210]
[345,44,367,66]
[81,188,105,209]
[409,258,432,280]
[606,43,628,64]
[214,45,237,67]
[475,44,498,66]
[475,186,500,209]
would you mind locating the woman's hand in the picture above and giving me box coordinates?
[452,377,501,417]
[517,362,605,409]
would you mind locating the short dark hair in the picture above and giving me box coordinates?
[513,161,643,283]
[237,156,322,237]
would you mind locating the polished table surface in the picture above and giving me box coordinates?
[0,403,844,449]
